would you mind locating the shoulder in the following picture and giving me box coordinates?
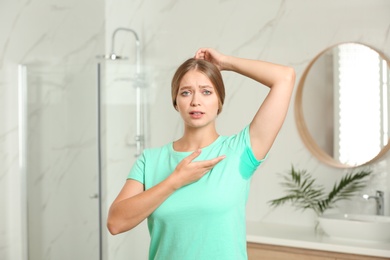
[141,143,172,159]
[222,125,250,145]
[221,125,265,161]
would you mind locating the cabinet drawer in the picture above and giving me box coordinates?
[247,242,388,260]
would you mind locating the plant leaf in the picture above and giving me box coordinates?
[268,166,372,216]
[269,166,324,215]
[317,170,372,214]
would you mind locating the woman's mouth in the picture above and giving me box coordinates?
[189,111,204,119]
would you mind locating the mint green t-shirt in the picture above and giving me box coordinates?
[128,126,265,260]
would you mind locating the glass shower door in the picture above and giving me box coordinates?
[21,63,100,260]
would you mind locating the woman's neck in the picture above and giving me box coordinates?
[173,127,219,152]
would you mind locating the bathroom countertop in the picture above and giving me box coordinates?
[246,221,390,258]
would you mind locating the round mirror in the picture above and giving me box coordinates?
[295,43,390,168]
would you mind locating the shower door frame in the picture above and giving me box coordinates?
[18,63,103,260]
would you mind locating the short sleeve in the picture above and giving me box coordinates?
[127,150,146,184]
[232,125,267,179]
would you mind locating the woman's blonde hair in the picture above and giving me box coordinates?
[171,58,225,114]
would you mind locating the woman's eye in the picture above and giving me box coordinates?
[203,90,212,95]
[181,91,191,96]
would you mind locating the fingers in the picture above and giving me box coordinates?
[183,149,202,163]
[194,48,224,71]
[181,150,226,173]
[205,155,226,167]
[194,48,207,60]
[193,154,226,172]
[173,152,226,188]
[183,149,225,167]
[195,48,217,60]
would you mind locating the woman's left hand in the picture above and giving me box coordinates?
[194,48,226,71]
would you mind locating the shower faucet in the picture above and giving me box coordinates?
[362,190,384,215]
[109,28,143,156]
[109,28,141,73]
[97,27,145,157]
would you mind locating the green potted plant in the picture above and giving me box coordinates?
[269,166,372,217]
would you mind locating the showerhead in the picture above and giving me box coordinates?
[96,27,140,73]
[96,53,128,60]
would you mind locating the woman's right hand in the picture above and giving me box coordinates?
[108,150,225,235]
[169,149,226,189]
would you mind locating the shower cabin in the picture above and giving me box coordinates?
[19,28,149,260]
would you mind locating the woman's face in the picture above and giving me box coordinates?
[175,70,220,129]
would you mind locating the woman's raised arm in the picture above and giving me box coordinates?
[195,48,295,160]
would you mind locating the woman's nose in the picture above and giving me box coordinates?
[190,94,200,106]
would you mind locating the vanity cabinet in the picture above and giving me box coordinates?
[247,242,389,260]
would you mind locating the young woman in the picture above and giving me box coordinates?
[107,48,295,260]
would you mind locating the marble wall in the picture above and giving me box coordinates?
[1,0,390,260]
[0,0,104,259]
[103,0,390,259]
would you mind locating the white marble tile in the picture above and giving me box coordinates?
[0,0,104,259]
[1,0,390,260]
[103,1,390,259]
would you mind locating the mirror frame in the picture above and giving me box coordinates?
[295,42,390,168]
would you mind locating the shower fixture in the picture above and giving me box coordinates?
[102,28,141,73]
[97,27,145,157]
